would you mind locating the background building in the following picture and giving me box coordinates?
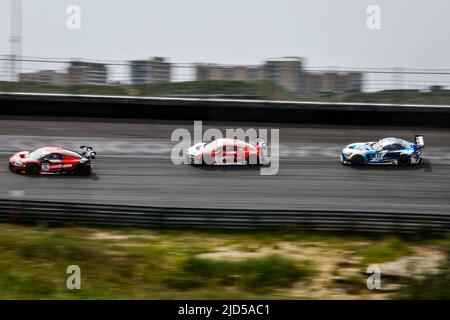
[345,72,363,92]
[196,57,304,92]
[302,73,323,93]
[196,64,264,81]
[66,61,107,85]
[302,72,363,93]
[130,57,171,84]
[195,57,362,94]
[264,57,304,93]
[19,70,66,84]
[14,56,363,93]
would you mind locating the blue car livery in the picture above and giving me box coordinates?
[341,135,425,166]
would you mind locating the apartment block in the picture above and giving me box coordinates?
[19,70,66,84]
[130,57,171,84]
[67,61,107,85]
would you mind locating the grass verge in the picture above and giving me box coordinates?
[0,223,448,299]
[2,81,450,104]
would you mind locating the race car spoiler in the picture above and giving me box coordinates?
[80,146,97,159]
[256,137,266,148]
[415,135,425,148]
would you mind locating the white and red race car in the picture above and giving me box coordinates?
[9,146,96,175]
[185,138,265,165]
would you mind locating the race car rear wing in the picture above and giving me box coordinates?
[256,137,266,148]
[80,146,97,159]
[415,135,425,148]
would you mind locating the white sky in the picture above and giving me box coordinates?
[0,0,449,87]
[1,0,449,66]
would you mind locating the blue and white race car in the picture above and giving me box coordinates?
[341,135,425,166]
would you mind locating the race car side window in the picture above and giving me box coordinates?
[45,153,64,160]
[225,144,236,152]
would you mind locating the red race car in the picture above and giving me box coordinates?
[8,146,96,175]
[185,138,265,165]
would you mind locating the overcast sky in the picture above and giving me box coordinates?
[0,0,449,70]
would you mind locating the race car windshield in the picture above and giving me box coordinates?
[397,139,412,147]
[204,141,219,152]
[371,138,411,150]
[371,141,381,150]
[28,148,46,159]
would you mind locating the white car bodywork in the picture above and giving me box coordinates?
[340,137,424,165]
[185,138,264,165]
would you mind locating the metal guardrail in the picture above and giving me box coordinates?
[0,199,449,235]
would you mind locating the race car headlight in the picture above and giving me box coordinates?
[12,161,23,166]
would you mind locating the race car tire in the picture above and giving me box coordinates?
[351,155,364,166]
[26,164,39,175]
[75,164,90,176]
[398,154,411,166]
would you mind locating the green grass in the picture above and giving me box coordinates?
[395,251,450,299]
[0,223,448,299]
[352,237,413,265]
[2,80,450,104]
[166,255,315,292]
[0,80,298,101]
[336,275,367,295]
[0,224,315,299]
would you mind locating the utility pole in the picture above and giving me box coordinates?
[10,0,22,81]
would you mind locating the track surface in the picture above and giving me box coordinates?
[0,118,449,214]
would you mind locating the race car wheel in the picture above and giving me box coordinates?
[75,164,90,176]
[351,155,364,166]
[26,164,40,175]
[398,154,411,166]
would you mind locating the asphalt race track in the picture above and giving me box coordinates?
[0,117,449,215]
